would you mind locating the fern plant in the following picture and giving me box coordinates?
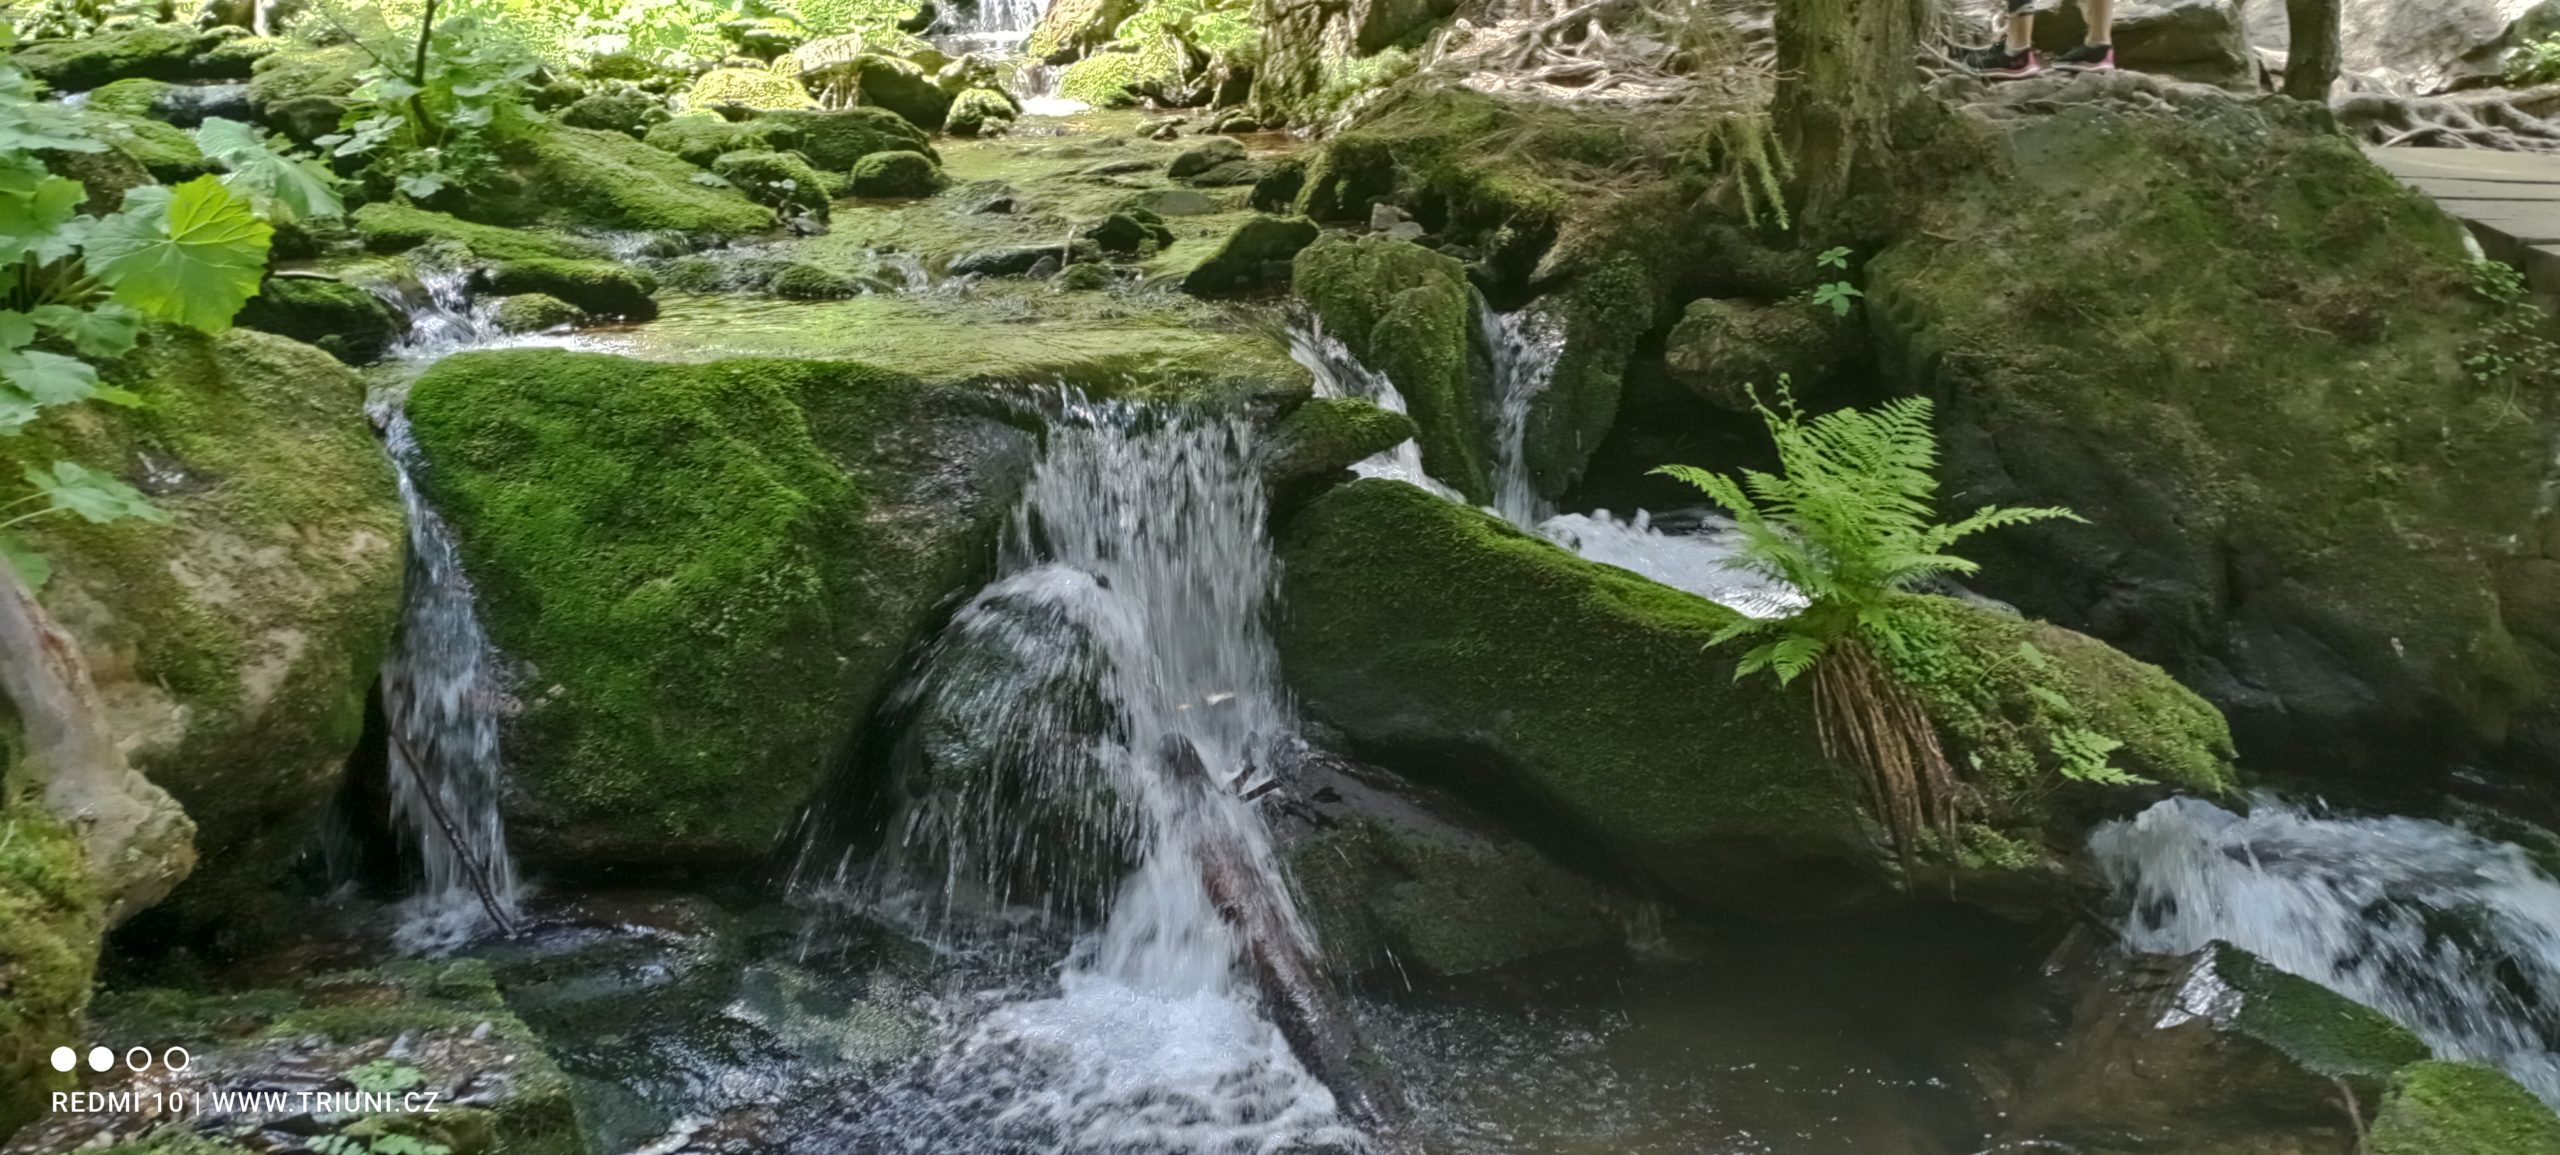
[1653,380,2080,858]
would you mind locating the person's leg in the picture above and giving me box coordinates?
[2007,10,2033,51]
[1968,0,2045,76]
[2055,0,2116,69]
[2083,0,2112,45]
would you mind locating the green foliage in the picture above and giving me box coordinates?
[482,0,744,70]
[1811,245,1862,317]
[2463,257,2560,417]
[5,0,165,40]
[1651,380,2082,686]
[1114,0,1255,75]
[2510,34,2560,87]
[0,31,275,588]
[344,1059,428,1093]
[310,1134,450,1155]
[193,117,345,224]
[313,9,540,200]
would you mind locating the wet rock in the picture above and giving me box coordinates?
[1290,233,1486,501]
[85,77,254,127]
[1168,135,1248,179]
[492,124,777,237]
[234,274,405,364]
[492,293,588,334]
[835,54,951,132]
[1138,114,1186,139]
[16,23,223,90]
[1210,109,1262,133]
[402,349,1034,863]
[712,148,831,222]
[943,86,1017,137]
[559,87,668,137]
[1179,213,1320,298]
[686,66,816,111]
[1867,98,2550,780]
[1054,262,1114,291]
[245,42,365,142]
[1251,157,1308,212]
[756,105,940,169]
[0,328,402,924]
[849,149,945,197]
[767,262,864,299]
[351,203,612,263]
[2032,0,2250,87]
[2370,1060,2560,1154]
[480,257,659,322]
[1128,187,1219,216]
[1087,208,1175,254]
[1259,396,1417,508]
[1662,297,1852,412]
[950,243,1075,277]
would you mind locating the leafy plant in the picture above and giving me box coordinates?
[344,1059,428,1094]
[2462,257,2559,418]
[1652,379,2080,857]
[2511,33,2560,87]
[0,29,274,589]
[5,0,166,39]
[194,118,347,225]
[315,7,541,200]
[312,1133,450,1155]
[1811,246,1862,317]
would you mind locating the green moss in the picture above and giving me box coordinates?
[945,87,1017,137]
[233,276,404,365]
[1277,479,1868,912]
[2371,1061,2560,1155]
[0,807,101,1140]
[843,54,949,131]
[244,42,367,107]
[351,202,611,262]
[686,67,816,111]
[402,349,1019,861]
[483,257,660,321]
[759,105,938,168]
[1881,595,2238,800]
[0,328,401,923]
[850,149,943,197]
[2213,943,2432,1080]
[85,77,175,119]
[1290,818,1615,976]
[643,112,788,168]
[17,23,213,90]
[1263,396,1415,493]
[1058,50,1150,108]
[1290,233,1486,500]
[500,124,776,237]
[713,149,831,220]
[493,292,587,333]
[72,106,211,183]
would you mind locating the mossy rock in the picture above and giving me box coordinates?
[350,202,612,262]
[1288,813,1616,977]
[1025,0,1139,61]
[0,809,101,1141]
[686,66,817,111]
[559,87,669,137]
[16,23,217,90]
[1261,395,1414,503]
[84,76,176,119]
[2208,942,2432,1080]
[1275,478,1867,913]
[70,106,213,183]
[758,104,939,168]
[1868,98,2553,778]
[1289,232,1484,500]
[1663,296,1855,412]
[233,275,405,365]
[481,258,660,322]
[768,261,862,298]
[1088,208,1175,254]
[713,148,832,221]
[243,42,365,142]
[492,293,588,334]
[849,149,944,197]
[1178,213,1318,299]
[1057,49,1158,108]
[0,328,402,927]
[944,86,1017,137]
[494,124,777,237]
[402,349,1033,862]
[849,54,952,131]
[2370,1061,2560,1155]
[642,111,786,167]
[86,76,251,128]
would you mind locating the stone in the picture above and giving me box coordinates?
[1129,187,1219,215]
[1867,98,2551,778]
[491,293,587,333]
[1179,213,1321,298]
[0,812,102,1140]
[402,350,1033,863]
[480,258,660,322]
[685,66,817,111]
[232,274,404,364]
[712,148,833,222]
[351,202,613,263]
[1662,296,1854,411]
[494,124,777,237]
[760,105,940,168]
[843,54,953,132]
[1025,0,1140,62]
[2245,0,2560,94]
[1087,208,1175,253]
[1260,395,1415,506]
[244,41,364,142]
[951,244,1073,277]
[84,77,253,127]
[767,262,863,298]
[2371,1061,2560,1155]
[1290,233,1486,500]
[0,328,403,923]
[15,23,219,90]
[1169,135,1248,179]
[2032,0,2251,87]
[944,86,1018,136]
[850,149,946,197]
[559,87,668,137]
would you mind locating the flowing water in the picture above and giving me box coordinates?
[787,398,1370,1154]
[2093,795,2560,1106]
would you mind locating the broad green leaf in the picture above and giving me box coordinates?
[28,303,140,359]
[0,93,103,155]
[0,383,39,434]
[85,177,272,332]
[396,170,450,199]
[0,176,91,266]
[195,117,345,223]
[0,347,97,406]
[0,311,32,350]
[0,530,51,591]
[26,460,168,524]
[91,385,142,408]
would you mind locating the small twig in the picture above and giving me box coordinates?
[386,726,518,938]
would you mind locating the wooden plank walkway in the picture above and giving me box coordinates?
[2368,146,2560,296]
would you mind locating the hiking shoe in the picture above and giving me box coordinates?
[2055,42,2116,71]
[1971,46,2043,79]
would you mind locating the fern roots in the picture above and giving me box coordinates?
[1810,636,1961,867]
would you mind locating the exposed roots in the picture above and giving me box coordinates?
[2336,85,2560,153]
[1810,636,1962,870]
[1419,0,1774,106]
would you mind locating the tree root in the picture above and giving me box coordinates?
[2337,86,2560,153]
[1421,0,1772,106]
[0,563,195,923]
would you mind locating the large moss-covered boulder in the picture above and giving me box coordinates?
[842,54,951,132]
[685,66,817,111]
[403,349,1033,863]
[2371,1061,2560,1155]
[1025,0,1140,61]
[642,111,787,167]
[244,42,367,143]
[1290,233,1485,500]
[0,329,403,923]
[494,124,776,237]
[759,104,938,168]
[233,275,404,364]
[1277,479,2233,914]
[0,810,101,1141]
[1183,214,1319,298]
[16,23,221,91]
[944,86,1017,137]
[713,148,832,221]
[351,202,612,263]
[481,257,659,322]
[85,77,252,127]
[849,149,943,197]
[1261,395,1415,498]
[1869,96,2552,778]
[70,106,213,183]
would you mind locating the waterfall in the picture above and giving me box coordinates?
[2092,795,2560,1107]
[794,398,1373,1154]
[1291,312,1801,619]
[376,266,506,360]
[374,396,522,953]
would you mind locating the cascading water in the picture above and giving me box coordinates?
[1291,310,1801,619]
[790,398,1374,1154]
[374,266,505,359]
[2092,795,2560,1106]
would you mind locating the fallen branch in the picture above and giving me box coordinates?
[386,724,520,938]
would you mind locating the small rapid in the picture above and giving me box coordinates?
[790,398,1372,1154]
[2093,795,2560,1106]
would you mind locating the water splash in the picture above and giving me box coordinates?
[377,266,507,360]
[1289,317,1464,502]
[1481,306,1560,528]
[2093,795,2560,1106]
[795,398,1371,1152]
[372,392,522,953]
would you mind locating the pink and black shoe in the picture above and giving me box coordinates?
[1966,44,2044,80]
[2055,42,2116,71]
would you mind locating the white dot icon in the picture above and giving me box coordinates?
[48,1047,74,1073]
[86,1046,113,1073]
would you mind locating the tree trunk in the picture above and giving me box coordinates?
[2283,0,2341,102]
[0,563,195,924]
[1774,0,1929,235]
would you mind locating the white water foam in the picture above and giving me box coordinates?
[2094,795,2560,1106]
